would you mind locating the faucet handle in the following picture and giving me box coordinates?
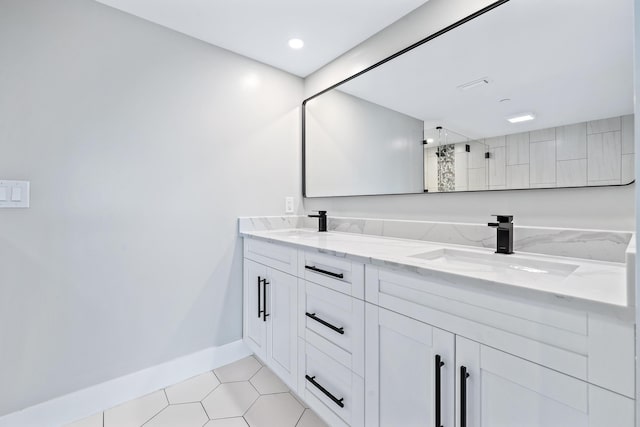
[491,214,513,223]
[308,210,327,218]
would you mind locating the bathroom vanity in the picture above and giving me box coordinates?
[240,216,635,427]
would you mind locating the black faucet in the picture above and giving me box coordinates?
[308,210,327,232]
[487,215,514,254]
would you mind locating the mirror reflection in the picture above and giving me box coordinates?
[303,0,634,197]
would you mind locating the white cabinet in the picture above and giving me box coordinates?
[242,237,635,427]
[365,265,635,398]
[243,259,268,359]
[266,267,298,389]
[363,306,634,427]
[243,238,366,426]
[296,255,366,427]
[365,305,455,427]
[243,258,298,391]
[455,337,634,427]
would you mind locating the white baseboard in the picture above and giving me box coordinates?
[0,340,251,427]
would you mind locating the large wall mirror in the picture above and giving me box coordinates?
[303,0,634,197]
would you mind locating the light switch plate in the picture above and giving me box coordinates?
[11,187,22,201]
[285,196,294,213]
[0,180,29,208]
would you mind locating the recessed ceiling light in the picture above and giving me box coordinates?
[457,77,490,91]
[288,38,304,49]
[507,113,535,123]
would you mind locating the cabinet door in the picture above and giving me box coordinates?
[266,267,298,391]
[365,305,455,427]
[455,337,634,427]
[243,259,268,360]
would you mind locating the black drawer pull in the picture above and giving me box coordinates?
[262,279,269,322]
[435,355,444,427]
[305,265,344,279]
[258,277,269,322]
[305,312,345,335]
[305,375,344,408]
[460,366,470,427]
[257,276,262,319]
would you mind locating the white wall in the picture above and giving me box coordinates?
[634,0,639,423]
[0,0,302,416]
[303,0,636,231]
[305,90,424,197]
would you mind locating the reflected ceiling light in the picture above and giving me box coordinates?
[457,77,490,91]
[507,113,535,123]
[288,38,304,49]
[426,138,435,143]
[242,73,260,89]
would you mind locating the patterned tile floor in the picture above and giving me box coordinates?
[66,356,328,427]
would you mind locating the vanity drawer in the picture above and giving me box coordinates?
[244,238,297,275]
[298,251,365,299]
[298,339,364,427]
[299,281,365,376]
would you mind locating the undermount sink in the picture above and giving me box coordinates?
[409,248,579,279]
[269,229,319,237]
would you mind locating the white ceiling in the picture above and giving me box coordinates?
[94,0,428,77]
[334,0,634,139]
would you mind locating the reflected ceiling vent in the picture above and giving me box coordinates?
[457,77,490,91]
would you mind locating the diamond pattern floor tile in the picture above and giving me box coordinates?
[201,382,259,419]
[213,356,262,383]
[144,403,208,427]
[244,393,304,427]
[203,418,249,427]
[165,371,220,404]
[296,409,330,427]
[104,390,167,427]
[64,355,327,427]
[249,367,288,394]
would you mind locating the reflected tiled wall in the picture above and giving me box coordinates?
[425,115,634,192]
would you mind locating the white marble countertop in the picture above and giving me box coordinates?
[241,228,633,318]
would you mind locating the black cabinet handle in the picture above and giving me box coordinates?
[460,366,470,427]
[435,355,444,427]
[257,276,262,319]
[261,278,269,322]
[305,312,344,335]
[305,265,344,279]
[305,375,344,408]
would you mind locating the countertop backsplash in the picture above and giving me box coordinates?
[239,216,633,263]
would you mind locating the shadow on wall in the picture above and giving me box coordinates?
[165,236,245,351]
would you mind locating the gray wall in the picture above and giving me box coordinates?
[303,0,636,231]
[0,0,302,416]
[305,90,424,197]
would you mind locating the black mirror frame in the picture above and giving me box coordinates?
[301,0,635,198]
